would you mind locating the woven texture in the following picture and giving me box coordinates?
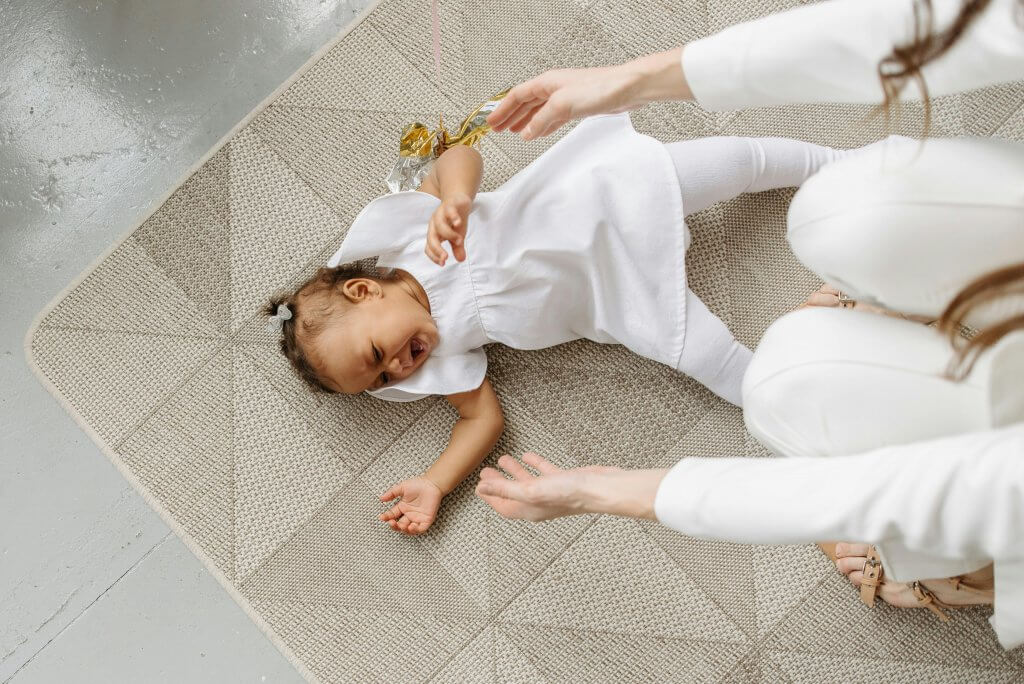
[28,0,1024,681]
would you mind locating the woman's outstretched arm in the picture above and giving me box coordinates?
[488,0,1024,139]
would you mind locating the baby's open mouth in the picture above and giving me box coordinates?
[410,337,426,361]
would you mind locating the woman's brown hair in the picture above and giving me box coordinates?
[880,0,1024,378]
[937,263,1024,379]
[264,264,400,393]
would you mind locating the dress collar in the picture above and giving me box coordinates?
[328,191,440,266]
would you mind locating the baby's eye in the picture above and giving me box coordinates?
[373,345,382,362]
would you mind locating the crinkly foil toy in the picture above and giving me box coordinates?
[385,89,510,193]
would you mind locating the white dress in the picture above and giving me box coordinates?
[328,112,687,401]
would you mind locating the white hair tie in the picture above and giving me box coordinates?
[266,303,293,333]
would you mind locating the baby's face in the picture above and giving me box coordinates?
[314,285,438,394]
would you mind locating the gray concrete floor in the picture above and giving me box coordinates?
[1,1,372,681]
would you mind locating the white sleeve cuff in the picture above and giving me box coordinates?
[652,457,702,532]
[681,24,756,112]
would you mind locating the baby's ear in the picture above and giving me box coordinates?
[341,277,383,302]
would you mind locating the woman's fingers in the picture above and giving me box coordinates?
[497,453,534,481]
[521,451,561,474]
[479,466,505,481]
[522,96,571,141]
[487,82,546,130]
[476,477,525,501]
[505,101,545,134]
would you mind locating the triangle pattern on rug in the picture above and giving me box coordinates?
[238,326,436,475]
[40,237,220,339]
[766,649,1024,683]
[227,126,348,330]
[500,515,748,644]
[232,349,352,580]
[240,476,485,622]
[247,596,484,684]
[29,327,221,446]
[135,146,233,332]
[357,392,596,614]
[499,622,752,682]
[643,523,757,639]
[431,624,551,684]
[275,20,457,116]
[117,346,236,579]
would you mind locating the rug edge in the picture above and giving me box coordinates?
[22,1,391,681]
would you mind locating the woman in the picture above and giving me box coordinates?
[477,0,1024,648]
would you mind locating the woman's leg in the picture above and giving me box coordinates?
[788,136,1024,328]
[676,288,753,406]
[742,307,990,458]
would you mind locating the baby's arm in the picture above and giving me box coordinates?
[378,377,504,535]
[664,136,881,216]
[418,145,484,266]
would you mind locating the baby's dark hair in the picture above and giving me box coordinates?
[264,263,400,393]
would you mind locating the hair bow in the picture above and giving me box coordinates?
[266,303,292,333]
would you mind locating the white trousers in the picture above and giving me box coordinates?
[656,135,1024,648]
[744,136,1024,646]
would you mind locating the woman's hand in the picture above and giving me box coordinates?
[475,452,623,521]
[487,47,691,141]
[426,192,471,266]
[379,476,444,535]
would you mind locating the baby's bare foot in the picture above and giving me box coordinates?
[801,284,934,323]
[833,542,993,610]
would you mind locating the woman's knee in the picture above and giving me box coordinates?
[743,308,990,458]
[786,137,1024,318]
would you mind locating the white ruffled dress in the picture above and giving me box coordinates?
[327,113,687,401]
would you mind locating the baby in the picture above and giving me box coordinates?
[266,112,867,535]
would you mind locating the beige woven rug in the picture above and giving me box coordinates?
[27,0,1024,681]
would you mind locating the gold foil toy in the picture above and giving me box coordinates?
[385,89,510,193]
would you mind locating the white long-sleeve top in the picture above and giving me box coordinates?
[683,0,1024,111]
[654,424,1024,648]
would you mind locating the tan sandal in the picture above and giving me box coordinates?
[817,542,993,621]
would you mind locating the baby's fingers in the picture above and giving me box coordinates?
[425,223,448,266]
[434,223,467,263]
[379,504,403,521]
[380,486,401,502]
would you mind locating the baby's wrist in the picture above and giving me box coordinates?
[441,191,473,207]
[421,471,450,496]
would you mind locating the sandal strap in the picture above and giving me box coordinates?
[912,581,952,622]
[859,546,884,607]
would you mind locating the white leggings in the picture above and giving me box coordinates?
[663,135,873,405]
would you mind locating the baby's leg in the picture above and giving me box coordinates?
[664,136,889,216]
[677,288,753,406]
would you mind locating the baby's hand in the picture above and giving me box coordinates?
[426,193,471,266]
[378,476,443,535]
